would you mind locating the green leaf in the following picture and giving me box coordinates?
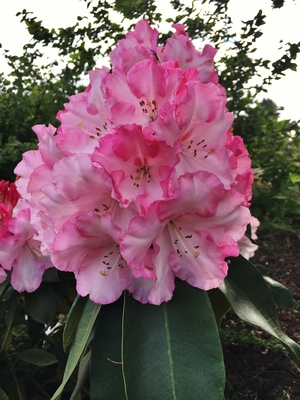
[263,275,294,308]
[25,283,56,325]
[70,350,91,400]
[90,297,125,400]
[0,387,9,400]
[208,288,231,327]
[1,291,19,351]
[0,278,9,297]
[63,295,88,351]
[51,298,101,400]
[122,280,225,400]
[16,349,57,366]
[114,0,152,19]
[219,256,300,366]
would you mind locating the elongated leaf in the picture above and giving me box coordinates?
[219,256,300,365]
[0,278,9,298]
[122,280,225,400]
[63,295,88,351]
[70,350,91,400]
[51,298,101,400]
[90,297,125,400]
[17,349,57,366]
[263,275,294,308]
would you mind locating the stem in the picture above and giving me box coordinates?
[28,376,51,400]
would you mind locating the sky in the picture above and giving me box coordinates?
[0,0,299,121]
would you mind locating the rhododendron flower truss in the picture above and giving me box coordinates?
[14,20,255,305]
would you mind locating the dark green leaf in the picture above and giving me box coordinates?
[219,256,300,366]
[122,280,225,400]
[0,278,9,297]
[1,291,19,351]
[16,349,57,366]
[90,297,124,400]
[208,288,231,327]
[25,282,56,325]
[0,388,9,400]
[42,267,61,283]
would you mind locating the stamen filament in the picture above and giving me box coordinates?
[169,221,200,258]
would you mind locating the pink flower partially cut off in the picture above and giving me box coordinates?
[0,196,52,293]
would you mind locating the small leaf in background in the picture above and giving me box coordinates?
[25,283,56,325]
[0,388,9,400]
[122,280,225,400]
[0,387,9,400]
[220,255,300,366]
[90,297,125,400]
[16,349,57,366]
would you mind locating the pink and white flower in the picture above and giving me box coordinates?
[14,20,255,304]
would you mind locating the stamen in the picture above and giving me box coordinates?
[99,245,124,277]
[182,138,207,158]
[77,122,107,140]
[168,221,200,259]
[25,242,43,260]
[133,165,151,186]
[139,99,157,121]
[204,148,215,159]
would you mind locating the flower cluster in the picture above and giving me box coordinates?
[0,180,51,291]
[15,21,254,305]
